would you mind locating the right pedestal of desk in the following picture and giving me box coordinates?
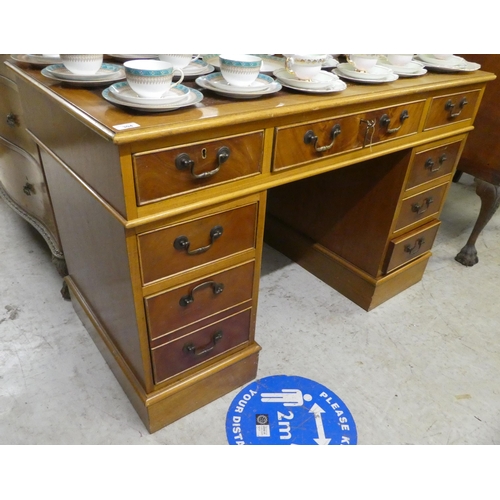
[266,136,468,311]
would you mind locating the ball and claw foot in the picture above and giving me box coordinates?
[455,244,479,266]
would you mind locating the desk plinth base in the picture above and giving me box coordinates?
[65,276,261,434]
[265,215,430,312]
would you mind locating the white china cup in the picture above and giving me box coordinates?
[386,54,413,66]
[347,54,379,72]
[285,54,327,80]
[219,54,262,87]
[124,59,184,98]
[60,54,103,75]
[158,54,201,69]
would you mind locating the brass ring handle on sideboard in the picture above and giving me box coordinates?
[303,124,342,152]
[175,146,230,179]
[23,182,34,196]
[445,97,468,118]
[6,113,19,127]
[173,225,224,256]
[179,280,225,307]
[379,110,409,134]
[425,153,447,173]
[404,237,425,256]
[183,331,223,356]
[411,197,434,215]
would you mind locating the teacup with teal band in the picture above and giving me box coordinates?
[124,59,184,98]
[219,54,262,87]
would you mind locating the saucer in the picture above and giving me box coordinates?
[280,79,347,94]
[208,73,273,92]
[196,73,281,99]
[336,63,394,81]
[415,55,480,72]
[273,68,339,90]
[334,67,399,84]
[322,55,339,70]
[251,54,286,73]
[182,59,215,79]
[10,54,61,66]
[41,65,126,87]
[378,60,427,77]
[44,63,124,81]
[102,86,203,112]
[109,81,190,105]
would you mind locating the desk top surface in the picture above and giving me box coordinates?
[5,59,496,145]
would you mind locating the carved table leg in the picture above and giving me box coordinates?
[52,255,70,300]
[455,178,500,266]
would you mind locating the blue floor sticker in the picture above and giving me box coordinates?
[226,375,357,445]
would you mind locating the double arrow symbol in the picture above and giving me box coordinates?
[309,403,331,445]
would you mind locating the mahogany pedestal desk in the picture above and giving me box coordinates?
[6,61,494,433]
[453,55,500,266]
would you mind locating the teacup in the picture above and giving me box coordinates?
[60,54,103,75]
[347,54,379,72]
[158,54,201,69]
[123,59,184,98]
[432,54,453,60]
[386,54,414,66]
[285,54,327,80]
[219,54,262,87]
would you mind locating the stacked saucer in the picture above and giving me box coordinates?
[41,63,125,86]
[334,63,399,84]
[415,55,481,73]
[182,59,215,80]
[273,68,346,94]
[102,82,203,112]
[195,72,281,99]
[378,57,427,78]
[10,54,61,66]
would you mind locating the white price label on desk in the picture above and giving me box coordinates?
[113,122,140,130]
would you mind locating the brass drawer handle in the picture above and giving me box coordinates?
[404,237,425,256]
[411,197,434,215]
[175,146,230,179]
[445,97,468,118]
[173,225,223,255]
[6,113,19,128]
[303,124,341,152]
[425,153,447,173]
[380,110,409,134]
[179,280,224,307]
[183,330,223,356]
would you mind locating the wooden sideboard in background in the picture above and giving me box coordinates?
[454,54,500,266]
[0,55,67,296]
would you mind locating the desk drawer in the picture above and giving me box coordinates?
[385,220,441,273]
[273,114,362,171]
[151,308,251,384]
[395,183,447,231]
[133,131,263,205]
[145,261,255,341]
[273,100,424,171]
[138,202,258,284]
[406,140,463,190]
[424,90,480,130]
[361,100,425,145]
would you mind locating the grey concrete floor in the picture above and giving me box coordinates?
[1,173,499,446]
